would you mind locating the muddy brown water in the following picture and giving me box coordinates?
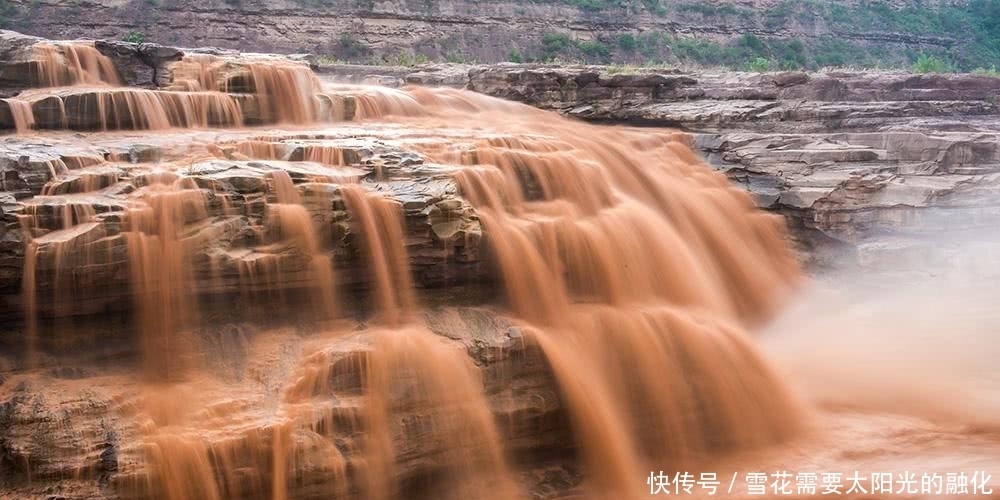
[3,42,998,500]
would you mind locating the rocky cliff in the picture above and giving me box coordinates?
[2,0,997,70]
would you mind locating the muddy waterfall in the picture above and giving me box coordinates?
[3,33,997,500]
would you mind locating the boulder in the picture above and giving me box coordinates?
[94,40,185,88]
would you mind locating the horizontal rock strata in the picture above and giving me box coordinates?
[0,129,495,320]
[337,63,1000,268]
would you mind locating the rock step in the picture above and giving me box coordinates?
[0,88,358,132]
[589,99,1000,133]
[0,131,494,319]
[0,313,570,499]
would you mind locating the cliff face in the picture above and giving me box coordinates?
[0,0,987,69]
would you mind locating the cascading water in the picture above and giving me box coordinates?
[4,97,35,132]
[394,89,806,497]
[261,170,339,320]
[1,43,362,133]
[124,176,207,381]
[15,36,988,500]
[340,185,416,327]
[33,42,122,87]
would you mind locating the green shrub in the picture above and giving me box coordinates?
[809,37,871,69]
[636,32,669,59]
[618,34,637,52]
[566,0,609,11]
[641,0,666,16]
[671,37,740,67]
[912,53,949,73]
[770,38,806,69]
[540,33,574,61]
[337,33,370,60]
[507,49,524,63]
[542,33,573,54]
[973,64,999,76]
[578,40,611,59]
[746,57,773,72]
[122,31,146,44]
[737,34,766,55]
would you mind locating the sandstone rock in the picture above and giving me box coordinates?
[0,30,46,91]
[94,40,185,88]
[0,306,572,499]
[701,131,1000,268]
[0,149,68,197]
[328,62,998,270]
[403,63,472,87]
[0,131,490,319]
[5,31,1000,500]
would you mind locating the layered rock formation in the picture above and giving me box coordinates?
[0,130,492,317]
[4,30,1000,304]
[0,34,558,500]
[0,30,436,320]
[333,62,1000,268]
[1,308,573,500]
[4,31,1000,310]
[0,0,972,66]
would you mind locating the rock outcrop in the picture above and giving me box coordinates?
[0,131,492,319]
[3,33,1000,309]
[334,62,1000,268]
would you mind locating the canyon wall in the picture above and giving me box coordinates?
[0,0,992,69]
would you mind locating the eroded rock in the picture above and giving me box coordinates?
[0,131,488,318]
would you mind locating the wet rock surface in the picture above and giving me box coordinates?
[326,63,1000,268]
[0,129,491,318]
[93,40,184,89]
[0,30,49,93]
[1,34,998,303]
[0,308,573,500]
[0,31,358,133]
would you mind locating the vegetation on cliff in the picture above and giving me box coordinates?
[289,0,1000,71]
[507,0,1000,71]
[1,0,999,72]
